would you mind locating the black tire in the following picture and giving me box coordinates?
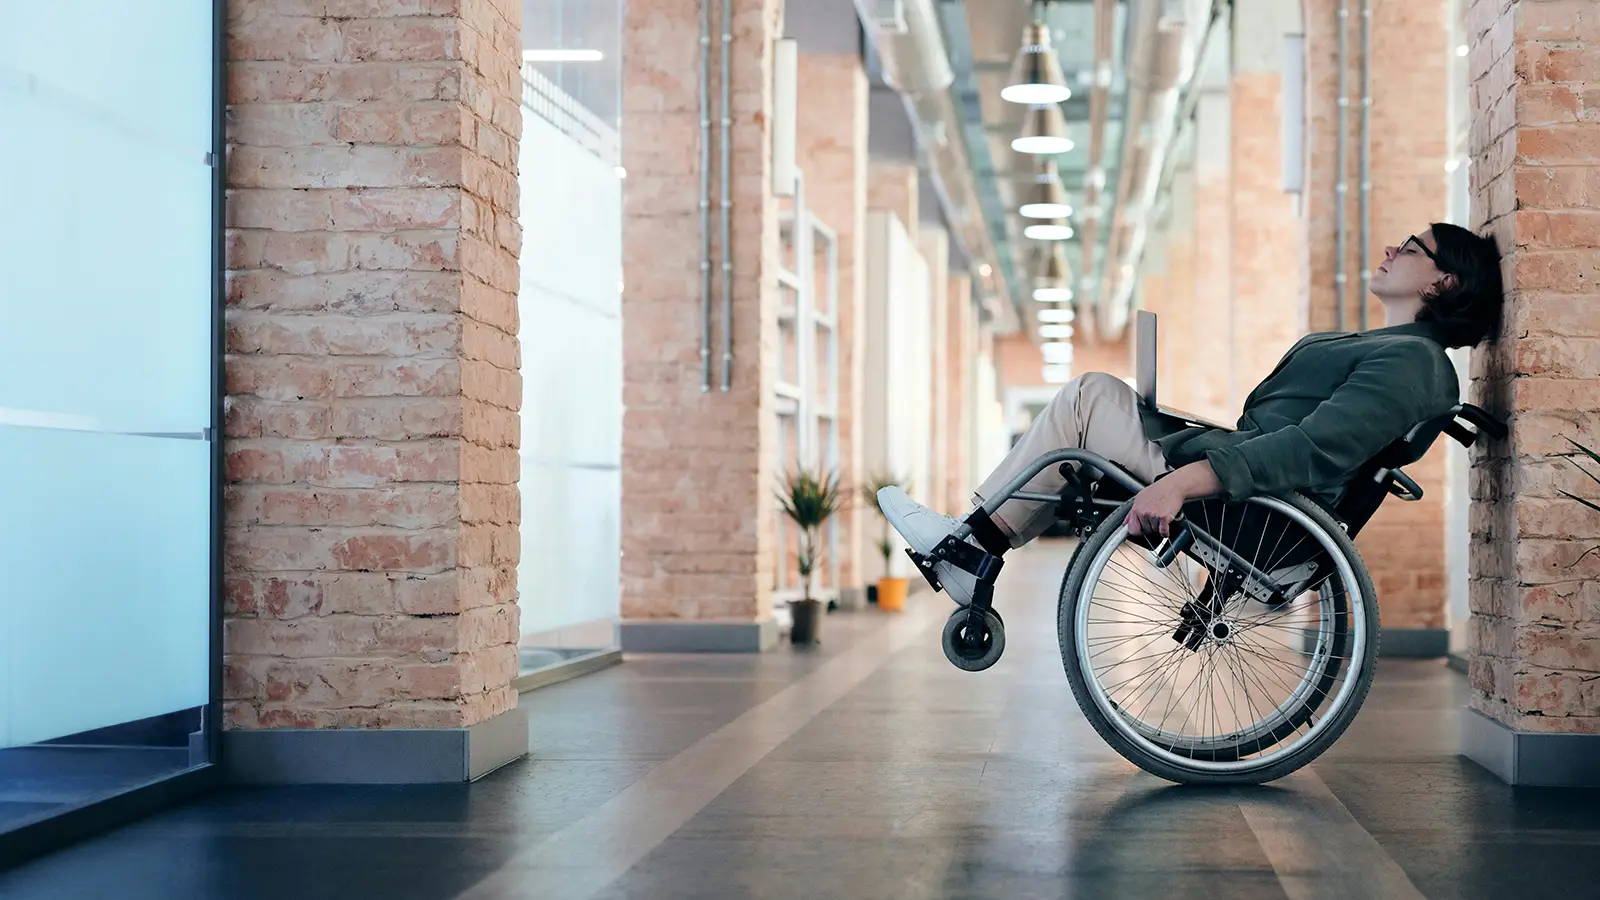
[1056,492,1380,785]
[943,608,1006,671]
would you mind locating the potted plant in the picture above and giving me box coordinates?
[778,466,844,645]
[862,473,911,612]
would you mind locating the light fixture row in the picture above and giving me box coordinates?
[1004,9,1083,323]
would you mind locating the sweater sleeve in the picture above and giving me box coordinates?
[1201,342,1457,501]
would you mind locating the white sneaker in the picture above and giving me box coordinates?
[876,486,983,607]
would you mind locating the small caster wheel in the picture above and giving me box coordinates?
[942,608,1005,671]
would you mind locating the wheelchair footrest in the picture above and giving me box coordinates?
[906,534,1005,594]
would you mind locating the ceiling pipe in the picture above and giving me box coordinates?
[1102,0,1227,340]
[1091,0,1162,339]
[856,0,1020,330]
[1073,0,1119,344]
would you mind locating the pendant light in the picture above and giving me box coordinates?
[1012,102,1073,155]
[1020,160,1073,219]
[1002,17,1071,105]
[1032,244,1074,302]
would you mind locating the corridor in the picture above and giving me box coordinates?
[2,544,1596,900]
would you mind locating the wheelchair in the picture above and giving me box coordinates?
[906,403,1506,785]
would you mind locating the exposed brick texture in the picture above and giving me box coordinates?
[868,162,919,243]
[1292,0,1454,631]
[1191,92,1235,424]
[1231,72,1307,411]
[223,0,523,731]
[620,0,781,621]
[1467,0,1600,732]
[794,53,868,589]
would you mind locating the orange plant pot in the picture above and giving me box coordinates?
[876,577,909,612]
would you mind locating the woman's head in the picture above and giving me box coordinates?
[1371,223,1504,347]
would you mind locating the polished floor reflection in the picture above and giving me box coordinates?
[2,542,1598,899]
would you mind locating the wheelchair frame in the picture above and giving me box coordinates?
[906,402,1508,671]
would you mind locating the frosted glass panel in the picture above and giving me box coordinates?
[517,74,623,637]
[0,11,212,431]
[0,429,210,746]
[0,1,215,752]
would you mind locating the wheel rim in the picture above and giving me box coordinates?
[1071,496,1368,774]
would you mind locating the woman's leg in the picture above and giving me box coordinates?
[876,372,1168,604]
[973,371,1170,546]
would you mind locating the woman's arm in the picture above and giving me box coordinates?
[1123,460,1222,538]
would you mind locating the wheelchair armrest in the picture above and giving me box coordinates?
[1381,468,1424,502]
[1454,403,1508,442]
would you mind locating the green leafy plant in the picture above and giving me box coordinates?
[778,467,844,602]
[861,472,909,570]
[1556,437,1600,568]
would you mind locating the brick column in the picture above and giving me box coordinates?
[796,52,868,599]
[1462,0,1600,784]
[868,161,919,240]
[1303,0,1453,641]
[619,0,782,651]
[1230,0,1306,410]
[1192,90,1235,423]
[1163,168,1200,413]
[222,0,526,782]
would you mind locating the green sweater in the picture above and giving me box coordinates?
[1148,321,1461,505]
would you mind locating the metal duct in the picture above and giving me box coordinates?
[875,0,954,94]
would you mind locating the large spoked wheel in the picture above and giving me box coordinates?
[1058,493,1379,785]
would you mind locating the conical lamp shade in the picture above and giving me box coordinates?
[1003,21,1071,105]
[1012,103,1073,155]
[1021,163,1072,219]
[1033,245,1074,302]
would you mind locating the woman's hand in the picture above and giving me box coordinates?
[1123,460,1223,538]
[1123,476,1187,538]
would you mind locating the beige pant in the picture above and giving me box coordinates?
[974,372,1172,546]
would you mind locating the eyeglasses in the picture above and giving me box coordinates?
[1401,234,1439,263]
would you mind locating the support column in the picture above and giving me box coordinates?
[1230,0,1306,410]
[1304,0,1453,645]
[868,161,920,241]
[1163,167,1200,413]
[1462,0,1600,784]
[619,0,783,651]
[222,0,527,782]
[1192,89,1235,423]
[796,51,868,601]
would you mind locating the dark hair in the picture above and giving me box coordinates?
[1415,222,1504,348]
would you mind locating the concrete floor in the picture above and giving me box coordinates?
[2,542,1598,899]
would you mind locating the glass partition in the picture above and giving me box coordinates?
[0,0,220,842]
[515,0,626,679]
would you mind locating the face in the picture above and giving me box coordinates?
[1371,229,1450,301]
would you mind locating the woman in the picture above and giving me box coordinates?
[878,222,1505,607]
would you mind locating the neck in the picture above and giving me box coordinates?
[1380,297,1424,328]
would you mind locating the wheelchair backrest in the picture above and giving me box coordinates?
[1331,403,1507,536]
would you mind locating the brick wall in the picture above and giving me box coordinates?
[620,0,781,622]
[796,53,867,588]
[223,0,523,730]
[1230,72,1307,410]
[1192,92,1234,423]
[868,162,918,240]
[1301,0,1452,631]
[1467,0,1600,731]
